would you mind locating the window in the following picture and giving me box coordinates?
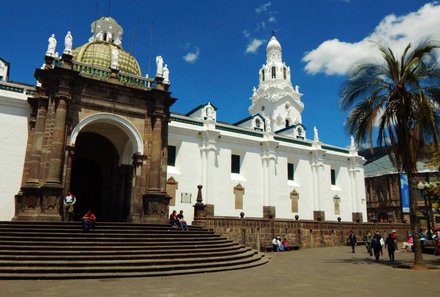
[283,67,287,79]
[271,66,276,79]
[288,163,295,181]
[285,119,290,127]
[167,145,176,166]
[331,169,336,185]
[231,154,240,174]
[261,69,265,81]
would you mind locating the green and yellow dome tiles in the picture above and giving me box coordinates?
[72,42,141,76]
[71,17,142,76]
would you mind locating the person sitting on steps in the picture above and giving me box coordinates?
[176,210,188,231]
[81,209,96,232]
[169,210,182,230]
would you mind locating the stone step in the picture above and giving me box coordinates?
[0,256,269,280]
[0,223,214,234]
[0,243,242,255]
[0,235,225,243]
[0,249,257,267]
[0,246,249,261]
[0,240,237,250]
[0,231,219,239]
[0,221,267,278]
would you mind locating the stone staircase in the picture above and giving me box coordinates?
[0,221,268,279]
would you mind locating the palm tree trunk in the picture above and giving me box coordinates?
[407,172,426,269]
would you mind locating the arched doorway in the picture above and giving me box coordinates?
[70,132,132,221]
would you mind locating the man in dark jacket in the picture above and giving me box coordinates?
[349,230,357,253]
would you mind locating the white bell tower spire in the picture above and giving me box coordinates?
[249,34,304,132]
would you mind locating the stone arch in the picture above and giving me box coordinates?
[70,113,144,164]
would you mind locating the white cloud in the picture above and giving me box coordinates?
[183,47,200,63]
[268,16,276,23]
[303,2,440,76]
[255,2,271,14]
[246,38,264,54]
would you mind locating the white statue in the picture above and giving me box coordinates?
[350,135,355,148]
[46,34,57,56]
[114,36,122,46]
[313,126,319,141]
[206,104,214,119]
[163,64,170,84]
[252,86,257,95]
[265,118,272,132]
[156,56,164,77]
[64,31,73,54]
[111,47,119,69]
[95,31,103,41]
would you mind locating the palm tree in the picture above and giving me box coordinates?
[339,40,440,269]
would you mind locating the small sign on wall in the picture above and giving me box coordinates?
[181,193,192,203]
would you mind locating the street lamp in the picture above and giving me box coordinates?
[417,181,433,240]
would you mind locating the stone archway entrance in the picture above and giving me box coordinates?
[68,114,143,222]
[70,132,132,221]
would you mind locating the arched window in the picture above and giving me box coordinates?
[271,66,276,79]
[255,119,261,128]
[283,67,287,79]
[285,119,290,127]
[262,69,265,81]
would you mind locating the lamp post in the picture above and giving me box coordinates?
[417,181,433,240]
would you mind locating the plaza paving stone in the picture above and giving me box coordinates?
[1,246,438,297]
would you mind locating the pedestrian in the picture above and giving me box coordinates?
[375,231,384,255]
[63,191,76,221]
[364,230,372,256]
[348,230,357,253]
[391,229,398,251]
[371,234,381,262]
[385,232,396,262]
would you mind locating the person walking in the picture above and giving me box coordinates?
[364,230,372,256]
[371,234,381,262]
[348,230,357,253]
[385,232,396,262]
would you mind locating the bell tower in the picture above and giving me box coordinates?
[249,34,304,132]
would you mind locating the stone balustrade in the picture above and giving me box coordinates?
[192,216,410,251]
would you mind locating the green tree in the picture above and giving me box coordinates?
[339,40,440,269]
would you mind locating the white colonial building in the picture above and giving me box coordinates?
[0,18,366,223]
[0,63,33,220]
[166,35,367,223]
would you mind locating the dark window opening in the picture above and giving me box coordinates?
[285,119,290,127]
[331,169,336,185]
[231,154,240,174]
[262,69,265,81]
[168,145,176,166]
[283,67,287,79]
[288,163,295,181]
[271,66,276,79]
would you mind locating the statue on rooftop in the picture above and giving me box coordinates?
[163,64,170,84]
[314,126,319,141]
[46,34,57,56]
[111,47,119,69]
[64,31,73,55]
[156,56,164,77]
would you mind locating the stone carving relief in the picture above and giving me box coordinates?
[234,183,245,209]
[290,189,299,213]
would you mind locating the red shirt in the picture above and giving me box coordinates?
[82,212,96,221]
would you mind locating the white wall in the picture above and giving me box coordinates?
[0,86,31,221]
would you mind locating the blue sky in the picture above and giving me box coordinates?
[1,0,439,148]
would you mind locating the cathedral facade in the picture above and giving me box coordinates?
[0,17,367,223]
